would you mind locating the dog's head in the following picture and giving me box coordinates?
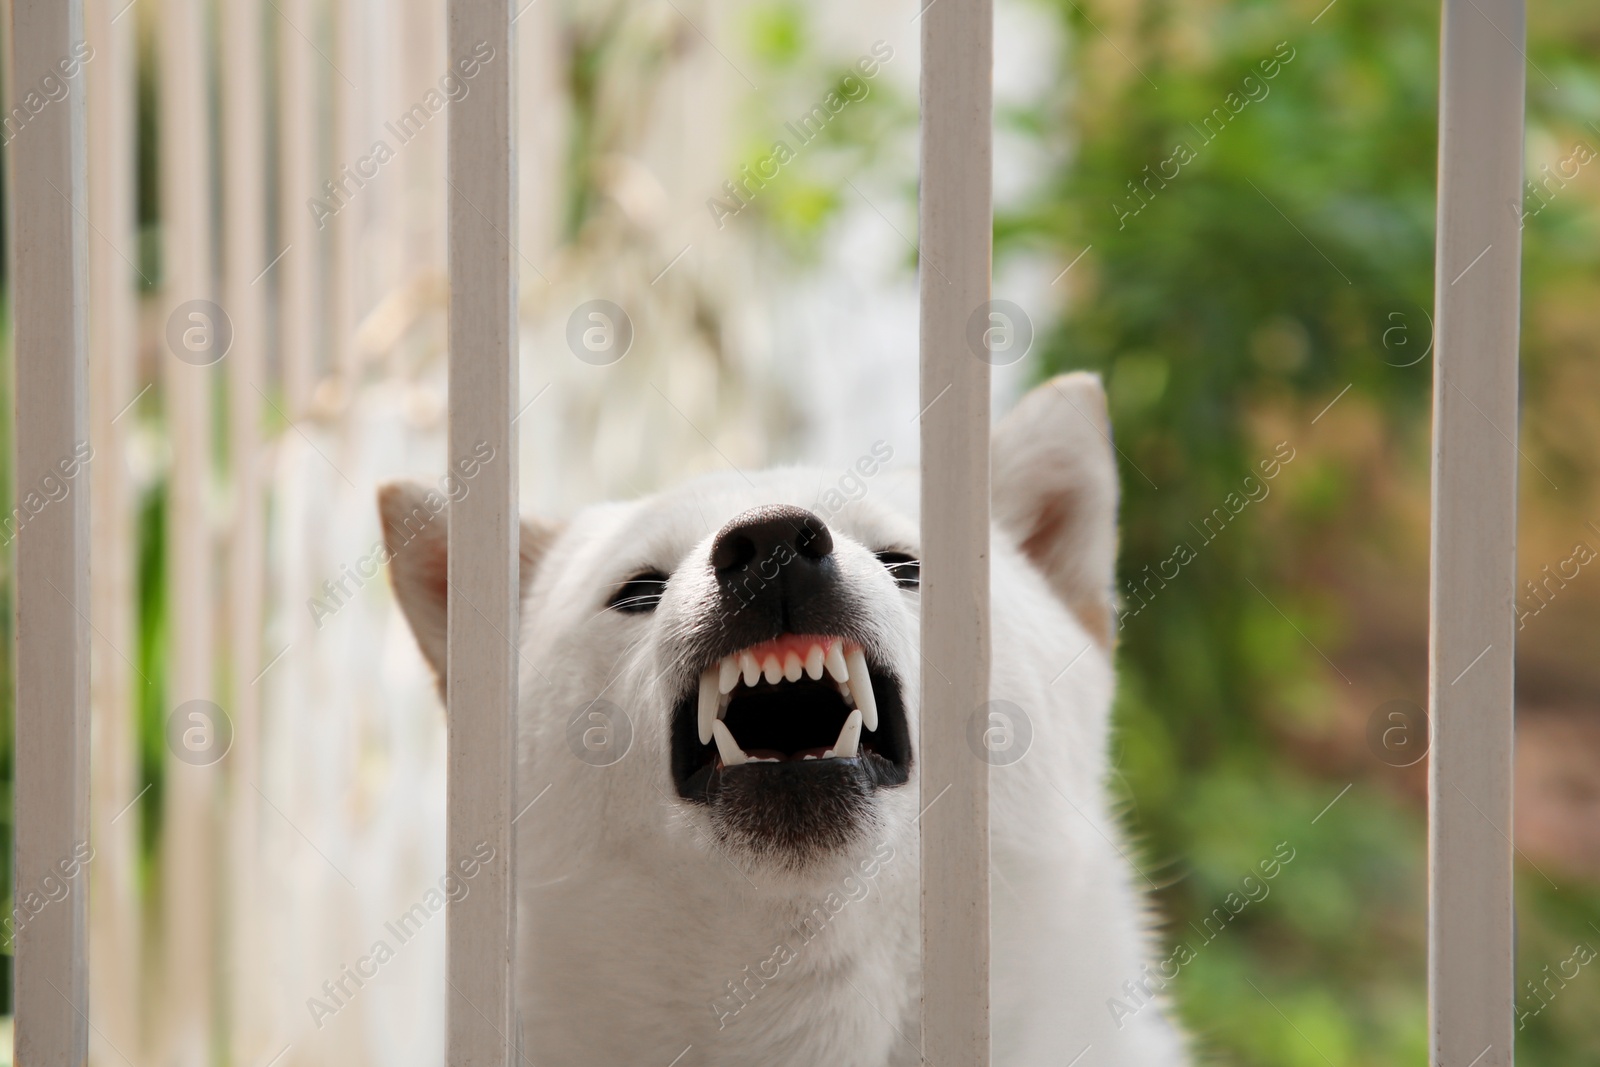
[379,373,1118,878]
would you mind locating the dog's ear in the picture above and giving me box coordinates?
[377,481,560,681]
[991,372,1120,646]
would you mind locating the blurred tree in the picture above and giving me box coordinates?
[998,0,1600,1063]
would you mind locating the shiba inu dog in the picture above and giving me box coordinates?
[380,373,1189,1065]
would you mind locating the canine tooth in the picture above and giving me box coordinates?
[826,708,863,759]
[805,644,824,680]
[844,648,878,732]
[824,641,849,683]
[783,651,803,682]
[740,651,760,687]
[698,667,721,744]
[763,655,782,685]
[712,720,748,767]
[718,656,740,694]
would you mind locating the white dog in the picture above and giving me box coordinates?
[380,373,1189,1066]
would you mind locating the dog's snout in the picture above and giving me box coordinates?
[711,505,833,573]
[703,504,853,646]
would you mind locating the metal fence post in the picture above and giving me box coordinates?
[1429,1,1525,1064]
[446,0,520,1063]
[919,0,994,1061]
[10,0,92,1060]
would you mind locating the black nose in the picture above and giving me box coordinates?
[711,505,833,574]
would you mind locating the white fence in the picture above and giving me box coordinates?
[7,0,1524,1064]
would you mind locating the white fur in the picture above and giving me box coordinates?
[383,374,1189,1065]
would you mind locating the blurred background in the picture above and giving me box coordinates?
[0,0,1598,1063]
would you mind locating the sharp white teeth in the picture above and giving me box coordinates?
[698,667,721,744]
[712,720,747,767]
[718,655,740,694]
[805,644,824,680]
[844,648,878,732]
[709,641,878,757]
[824,641,849,683]
[826,708,862,759]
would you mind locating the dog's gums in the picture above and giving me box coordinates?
[699,636,872,744]
[672,634,911,805]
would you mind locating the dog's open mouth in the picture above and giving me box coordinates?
[672,635,911,802]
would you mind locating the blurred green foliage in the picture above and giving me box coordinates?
[741,0,1600,1061]
[1005,0,1600,1063]
[733,1,916,254]
[1020,5,1442,1059]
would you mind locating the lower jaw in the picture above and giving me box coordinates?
[677,751,907,805]
[691,760,900,866]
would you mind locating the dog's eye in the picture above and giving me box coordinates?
[876,551,920,590]
[607,570,670,613]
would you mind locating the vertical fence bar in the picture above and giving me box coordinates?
[1429,1,1524,1064]
[11,0,91,1059]
[401,0,445,278]
[86,0,140,1055]
[159,0,218,1060]
[919,0,993,1061]
[279,0,320,413]
[330,0,360,381]
[222,0,269,1058]
[447,0,519,1063]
